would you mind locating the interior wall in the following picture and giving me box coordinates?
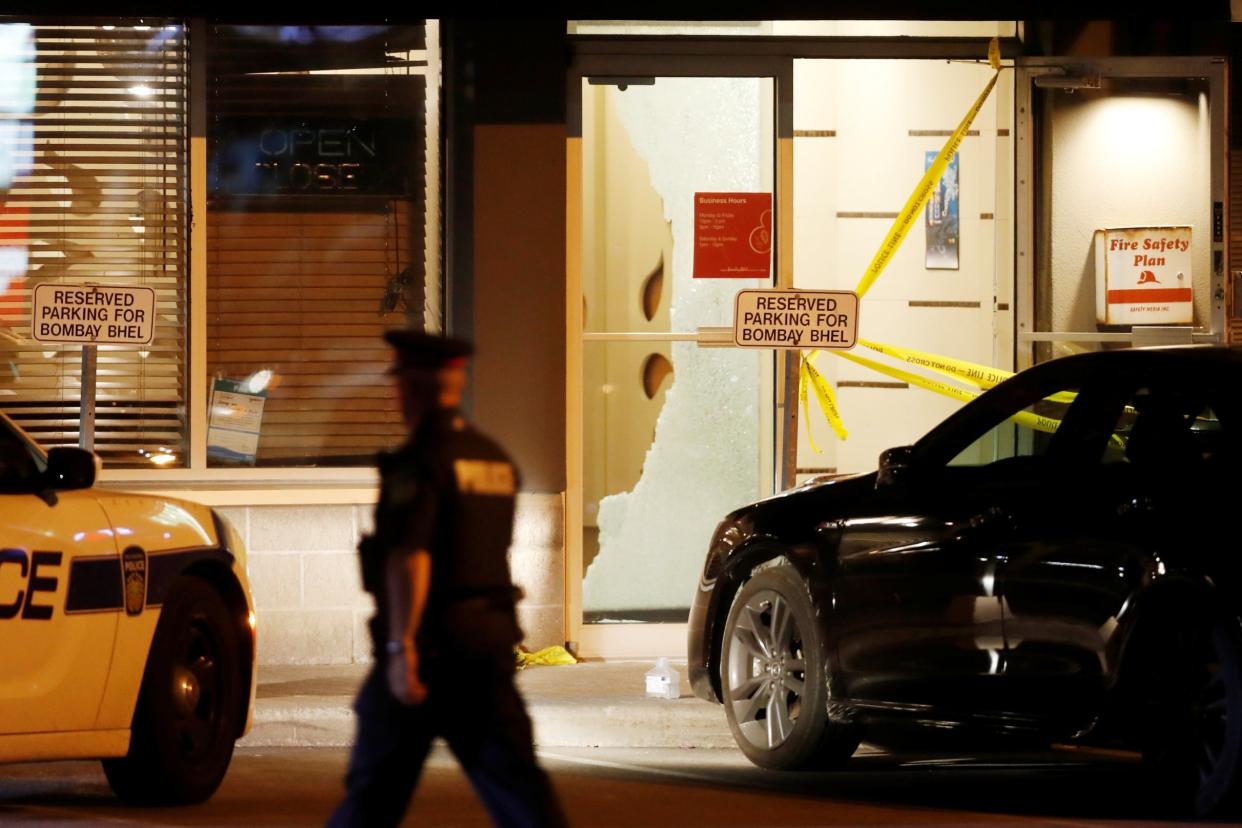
[792,58,1015,479]
[446,19,569,494]
[1044,85,1212,336]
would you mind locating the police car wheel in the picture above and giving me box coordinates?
[103,577,240,805]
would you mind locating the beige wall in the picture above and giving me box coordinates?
[223,496,564,665]
[791,59,1015,478]
[1044,85,1212,335]
[471,124,568,495]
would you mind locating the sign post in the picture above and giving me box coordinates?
[80,346,96,451]
[31,283,157,453]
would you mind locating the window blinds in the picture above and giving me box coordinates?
[0,21,187,468]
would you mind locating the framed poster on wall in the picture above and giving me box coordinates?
[925,151,960,270]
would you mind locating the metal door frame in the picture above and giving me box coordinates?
[566,48,792,656]
[1014,56,1228,369]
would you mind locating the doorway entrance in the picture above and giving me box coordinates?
[572,71,783,657]
[567,37,1020,658]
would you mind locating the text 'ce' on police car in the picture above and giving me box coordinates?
[0,412,255,804]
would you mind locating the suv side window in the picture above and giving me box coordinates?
[1106,384,1224,471]
[946,389,1075,467]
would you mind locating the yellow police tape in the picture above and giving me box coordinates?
[515,644,578,669]
[818,348,1132,448]
[853,37,1002,301]
[857,338,1077,405]
[798,37,1007,449]
[800,355,848,451]
[825,349,1062,435]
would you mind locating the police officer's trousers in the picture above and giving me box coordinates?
[327,656,567,828]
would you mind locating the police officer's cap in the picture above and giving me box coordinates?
[384,329,473,375]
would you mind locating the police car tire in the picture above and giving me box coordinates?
[102,577,240,805]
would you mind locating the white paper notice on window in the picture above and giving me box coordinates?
[212,388,265,431]
[207,378,267,464]
[206,425,260,458]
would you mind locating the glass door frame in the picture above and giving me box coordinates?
[1014,56,1228,370]
[565,35,1019,657]
[567,50,792,657]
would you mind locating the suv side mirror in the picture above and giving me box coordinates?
[876,445,915,492]
[45,446,99,491]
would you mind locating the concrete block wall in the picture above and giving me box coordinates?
[219,494,564,665]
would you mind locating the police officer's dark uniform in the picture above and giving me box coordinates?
[328,330,567,828]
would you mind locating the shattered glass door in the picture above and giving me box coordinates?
[579,77,777,624]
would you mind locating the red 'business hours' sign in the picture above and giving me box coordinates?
[693,192,772,279]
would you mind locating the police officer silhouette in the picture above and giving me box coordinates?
[328,329,567,828]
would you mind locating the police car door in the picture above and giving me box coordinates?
[0,418,118,734]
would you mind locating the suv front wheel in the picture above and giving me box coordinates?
[720,565,858,770]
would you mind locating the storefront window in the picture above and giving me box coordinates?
[0,20,188,468]
[205,24,431,466]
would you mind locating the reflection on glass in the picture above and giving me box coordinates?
[205,24,428,467]
[0,22,188,467]
[0,24,33,302]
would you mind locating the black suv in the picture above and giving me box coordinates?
[689,346,1242,817]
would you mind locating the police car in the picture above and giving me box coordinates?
[0,411,255,804]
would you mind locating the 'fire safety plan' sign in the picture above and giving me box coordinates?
[733,289,859,350]
[1094,226,1193,326]
[32,283,156,346]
